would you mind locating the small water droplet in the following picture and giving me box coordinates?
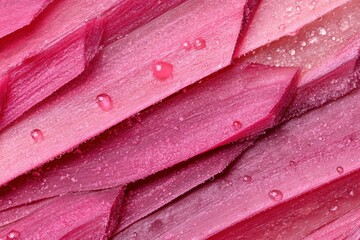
[243,175,252,182]
[7,230,20,239]
[96,94,112,111]
[269,190,283,201]
[349,190,355,197]
[181,41,192,50]
[289,49,296,56]
[179,117,184,121]
[278,24,286,31]
[193,37,206,50]
[30,129,44,143]
[336,166,344,174]
[232,121,242,130]
[152,61,173,80]
[330,205,338,212]
[318,27,327,36]
[295,5,301,13]
[305,63,312,70]
[308,1,316,10]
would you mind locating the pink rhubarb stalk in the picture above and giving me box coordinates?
[0,76,8,114]
[241,0,360,118]
[0,0,53,39]
[115,85,360,239]
[0,0,254,186]
[0,63,297,210]
[0,0,185,130]
[234,0,350,56]
[0,187,124,240]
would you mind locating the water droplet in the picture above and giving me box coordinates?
[268,190,283,201]
[232,121,242,130]
[96,94,112,111]
[289,49,296,56]
[336,166,344,174]
[152,61,173,80]
[181,41,192,50]
[193,38,206,50]
[295,5,301,13]
[243,175,252,182]
[7,230,20,239]
[330,205,338,212]
[30,129,44,143]
[305,63,312,70]
[349,190,355,197]
[308,1,316,10]
[318,27,327,36]
[278,24,286,31]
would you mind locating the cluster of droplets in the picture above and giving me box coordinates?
[181,37,207,51]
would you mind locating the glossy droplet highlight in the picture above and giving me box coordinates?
[194,37,206,50]
[232,121,242,130]
[31,129,44,143]
[152,61,173,80]
[182,41,192,50]
[336,166,344,174]
[268,189,283,201]
[96,94,112,111]
[243,175,252,182]
[330,205,338,212]
[7,230,20,239]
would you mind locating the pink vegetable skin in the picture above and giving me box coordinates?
[306,204,360,239]
[0,76,8,114]
[234,0,349,56]
[118,142,253,232]
[0,63,297,211]
[0,0,252,186]
[241,0,360,118]
[0,0,52,38]
[0,187,124,240]
[0,0,185,131]
[115,85,360,239]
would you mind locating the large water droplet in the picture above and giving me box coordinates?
[181,41,192,50]
[336,166,344,174]
[268,189,283,201]
[152,61,173,80]
[30,129,44,143]
[243,175,252,183]
[7,230,20,239]
[96,94,112,111]
[318,27,327,36]
[232,120,242,130]
[193,37,206,50]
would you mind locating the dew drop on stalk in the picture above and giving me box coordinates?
[6,230,20,239]
[268,189,283,201]
[30,129,44,143]
[194,37,206,50]
[181,41,192,50]
[278,24,286,32]
[336,166,344,174]
[243,175,252,182]
[96,94,112,111]
[232,120,242,130]
[318,27,327,36]
[152,61,173,80]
